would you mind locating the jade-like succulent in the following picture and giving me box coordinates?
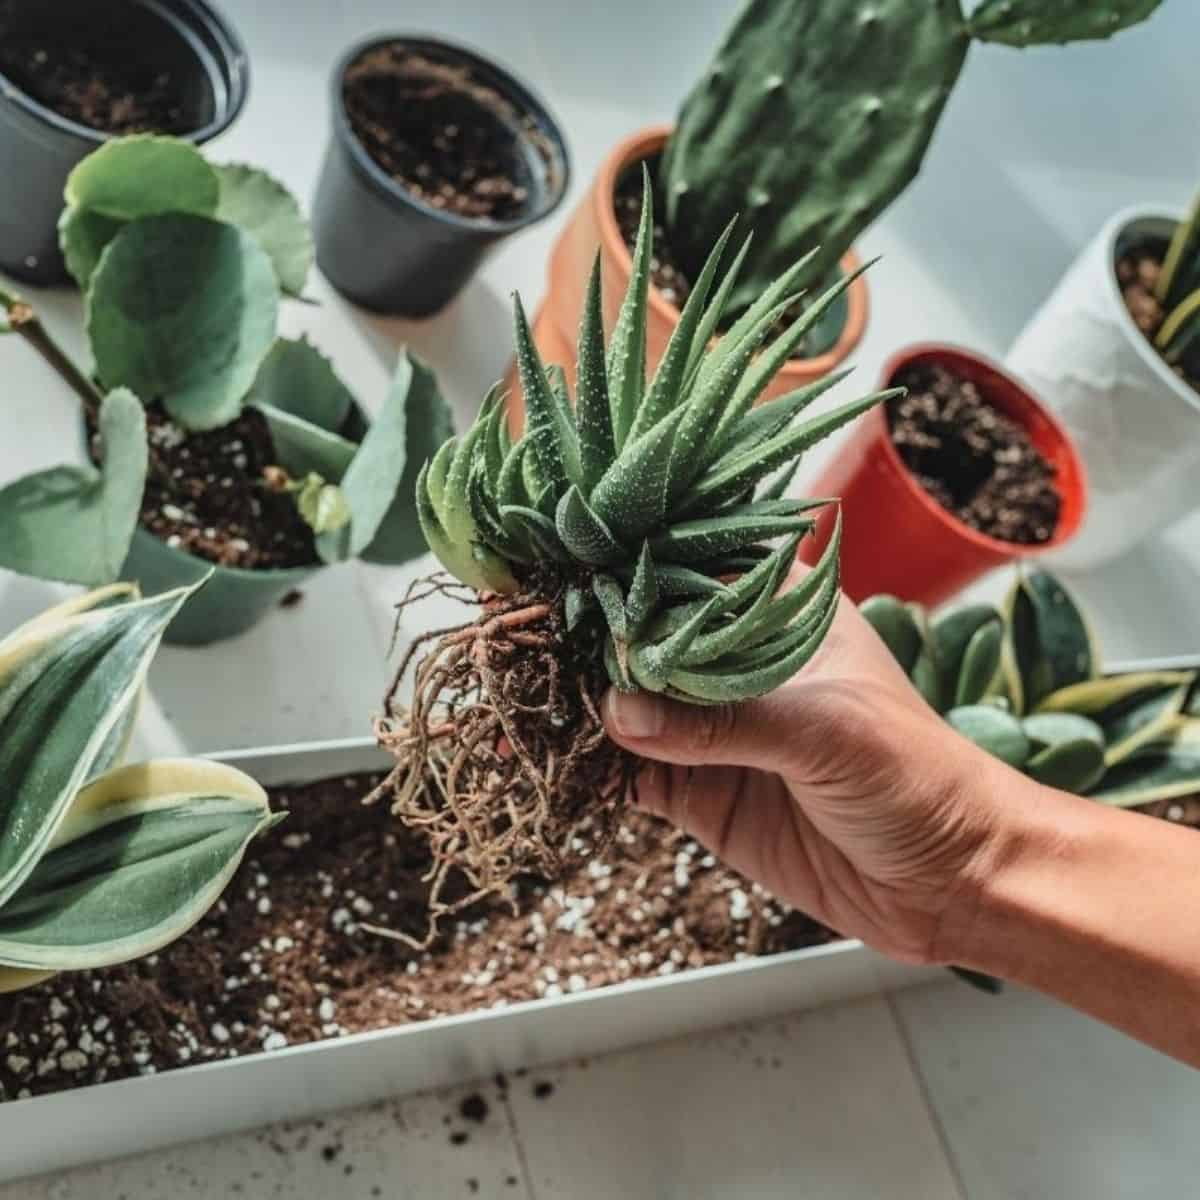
[0,135,452,587]
[662,0,1162,317]
[0,583,276,994]
[1150,195,1200,368]
[863,570,1200,806]
[418,175,894,703]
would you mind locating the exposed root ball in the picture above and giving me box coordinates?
[370,574,634,946]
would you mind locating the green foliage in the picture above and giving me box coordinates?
[1153,194,1200,368]
[0,585,275,991]
[662,0,1161,312]
[419,176,890,703]
[0,137,453,593]
[863,569,1200,806]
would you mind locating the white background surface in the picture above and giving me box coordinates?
[3,0,1200,1194]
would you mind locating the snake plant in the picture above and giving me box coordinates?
[0,134,452,588]
[418,173,896,703]
[863,570,1200,806]
[0,583,276,994]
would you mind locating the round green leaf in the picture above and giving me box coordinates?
[947,705,1031,768]
[215,164,313,295]
[88,214,280,432]
[1024,739,1107,794]
[64,135,219,221]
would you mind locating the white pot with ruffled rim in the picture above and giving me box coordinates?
[1007,205,1200,571]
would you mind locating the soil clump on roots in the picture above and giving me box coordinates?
[372,573,635,944]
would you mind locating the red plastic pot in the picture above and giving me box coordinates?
[799,344,1088,607]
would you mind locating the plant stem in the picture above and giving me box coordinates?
[0,289,102,419]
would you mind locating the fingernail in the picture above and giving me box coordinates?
[605,689,665,740]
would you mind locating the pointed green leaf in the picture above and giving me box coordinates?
[555,486,626,566]
[1090,719,1200,807]
[0,760,274,971]
[593,573,629,645]
[88,214,279,433]
[576,255,616,493]
[565,585,593,632]
[617,563,729,600]
[0,388,147,586]
[0,586,195,908]
[607,167,653,450]
[650,501,815,564]
[626,543,660,638]
[499,505,568,561]
[214,163,313,295]
[590,407,685,539]
[513,295,580,492]
[682,233,753,390]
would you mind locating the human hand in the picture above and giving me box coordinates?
[603,573,1035,965]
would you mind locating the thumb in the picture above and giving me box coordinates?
[603,687,796,770]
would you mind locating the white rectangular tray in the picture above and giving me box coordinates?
[0,736,932,1183]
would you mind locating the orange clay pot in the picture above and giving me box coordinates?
[506,125,870,425]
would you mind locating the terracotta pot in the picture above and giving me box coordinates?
[799,344,1088,608]
[506,125,869,420]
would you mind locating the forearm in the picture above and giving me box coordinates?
[948,775,1200,1066]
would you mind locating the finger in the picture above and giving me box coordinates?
[604,687,801,772]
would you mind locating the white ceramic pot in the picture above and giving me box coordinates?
[1007,206,1200,570]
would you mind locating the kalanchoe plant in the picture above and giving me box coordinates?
[0,135,451,595]
[373,175,895,943]
[862,570,1200,805]
[662,0,1162,317]
[0,583,276,995]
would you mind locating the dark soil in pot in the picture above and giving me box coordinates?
[613,159,849,359]
[1117,247,1200,393]
[343,44,552,223]
[0,1,198,135]
[87,404,318,571]
[887,363,1062,546]
[0,772,833,1101]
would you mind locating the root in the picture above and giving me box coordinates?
[371,573,635,948]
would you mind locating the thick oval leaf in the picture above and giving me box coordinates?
[0,759,273,972]
[0,586,194,908]
[64,135,219,220]
[932,605,1003,708]
[1022,712,1105,751]
[968,0,1161,46]
[88,214,280,432]
[1024,739,1107,793]
[248,336,355,433]
[1089,719,1200,807]
[58,206,125,290]
[946,705,1031,768]
[214,163,313,296]
[0,388,146,586]
[860,595,924,677]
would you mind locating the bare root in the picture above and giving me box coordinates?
[369,574,634,947]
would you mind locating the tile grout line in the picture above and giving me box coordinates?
[501,1091,540,1200]
[885,990,970,1200]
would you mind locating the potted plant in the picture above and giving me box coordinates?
[371,175,894,935]
[0,0,249,285]
[522,0,1162,407]
[312,35,570,318]
[0,135,453,645]
[799,344,1088,607]
[0,580,274,998]
[1007,197,1200,569]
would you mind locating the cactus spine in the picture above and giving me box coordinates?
[662,0,1162,318]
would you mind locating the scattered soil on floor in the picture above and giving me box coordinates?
[88,402,318,571]
[1117,248,1200,394]
[343,44,554,222]
[0,7,193,135]
[887,364,1062,545]
[613,161,845,360]
[0,772,832,1102]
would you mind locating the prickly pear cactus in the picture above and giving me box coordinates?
[662,0,969,315]
[662,0,1162,317]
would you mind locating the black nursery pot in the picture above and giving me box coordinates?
[0,0,249,285]
[313,36,570,318]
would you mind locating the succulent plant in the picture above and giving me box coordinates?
[0,583,276,995]
[0,135,452,588]
[1151,195,1200,368]
[863,569,1200,806]
[662,0,1162,317]
[417,175,894,704]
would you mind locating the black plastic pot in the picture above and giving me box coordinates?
[313,35,569,318]
[0,0,249,285]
